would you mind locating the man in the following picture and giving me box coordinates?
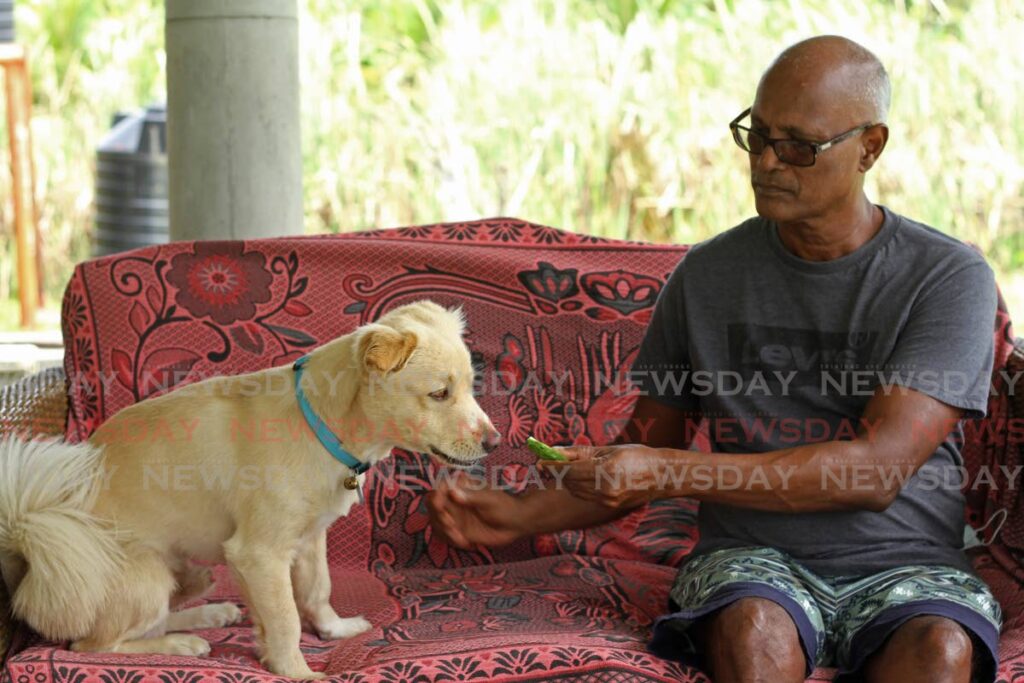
[428,36,1001,683]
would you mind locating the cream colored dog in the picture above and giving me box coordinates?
[0,300,499,679]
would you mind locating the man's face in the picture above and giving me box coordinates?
[746,66,872,224]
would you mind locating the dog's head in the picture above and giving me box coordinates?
[347,301,500,465]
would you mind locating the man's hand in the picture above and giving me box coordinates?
[427,467,642,549]
[427,474,526,549]
[540,443,665,509]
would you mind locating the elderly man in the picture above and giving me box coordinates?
[428,36,1001,683]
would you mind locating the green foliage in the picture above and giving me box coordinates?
[36,0,97,79]
[3,0,1023,326]
[296,0,1024,256]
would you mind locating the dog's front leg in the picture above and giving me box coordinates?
[292,529,371,640]
[224,535,322,680]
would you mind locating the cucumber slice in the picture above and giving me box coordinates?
[526,436,568,462]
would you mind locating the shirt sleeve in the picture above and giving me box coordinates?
[883,259,997,418]
[631,257,701,413]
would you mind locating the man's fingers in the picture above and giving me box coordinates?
[537,459,571,476]
[440,512,470,548]
[563,460,596,482]
[557,445,596,461]
[556,446,580,461]
[437,472,481,504]
[427,489,473,549]
[446,483,466,504]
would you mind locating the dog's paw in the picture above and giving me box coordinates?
[204,603,244,628]
[164,634,211,657]
[167,602,245,632]
[316,615,371,640]
[275,670,325,681]
[264,658,325,680]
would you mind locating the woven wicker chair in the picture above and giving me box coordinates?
[0,367,67,440]
[0,366,68,662]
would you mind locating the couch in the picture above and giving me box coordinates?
[2,217,1024,682]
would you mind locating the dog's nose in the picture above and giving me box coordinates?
[482,429,502,453]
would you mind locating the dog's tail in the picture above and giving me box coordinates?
[0,437,124,640]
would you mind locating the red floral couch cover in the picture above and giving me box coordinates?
[7,218,1024,682]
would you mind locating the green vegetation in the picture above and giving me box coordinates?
[2,0,1022,326]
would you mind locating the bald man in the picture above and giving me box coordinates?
[428,36,1001,683]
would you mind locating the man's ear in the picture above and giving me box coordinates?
[859,124,889,173]
[359,327,418,373]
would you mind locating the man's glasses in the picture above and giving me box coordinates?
[729,107,878,167]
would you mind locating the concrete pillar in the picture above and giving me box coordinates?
[166,0,303,241]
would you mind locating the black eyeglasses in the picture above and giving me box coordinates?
[729,107,877,167]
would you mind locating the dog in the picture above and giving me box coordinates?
[0,300,499,679]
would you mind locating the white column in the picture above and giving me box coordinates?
[166,0,302,241]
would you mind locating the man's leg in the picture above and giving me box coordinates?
[861,615,973,683]
[833,565,1001,683]
[693,597,806,683]
[648,547,824,682]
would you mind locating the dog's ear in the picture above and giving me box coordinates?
[360,328,418,373]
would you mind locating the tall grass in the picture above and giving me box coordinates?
[2,0,163,315]
[2,0,1022,326]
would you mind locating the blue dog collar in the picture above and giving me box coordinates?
[293,355,369,476]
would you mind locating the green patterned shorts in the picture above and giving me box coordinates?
[649,546,1002,681]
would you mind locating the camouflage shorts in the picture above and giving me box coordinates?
[649,546,1001,681]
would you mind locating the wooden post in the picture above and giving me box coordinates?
[0,44,39,328]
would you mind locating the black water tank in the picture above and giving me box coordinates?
[93,105,168,257]
[0,1,14,44]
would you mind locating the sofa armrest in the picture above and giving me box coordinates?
[0,366,68,664]
[0,366,68,440]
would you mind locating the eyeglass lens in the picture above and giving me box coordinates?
[734,127,816,166]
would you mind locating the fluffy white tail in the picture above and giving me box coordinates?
[0,437,123,640]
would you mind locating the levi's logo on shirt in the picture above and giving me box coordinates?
[727,323,879,386]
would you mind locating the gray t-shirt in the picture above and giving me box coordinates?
[633,206,997,576]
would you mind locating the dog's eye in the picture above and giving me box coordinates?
[429,388,449,401]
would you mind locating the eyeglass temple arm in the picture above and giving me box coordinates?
[815,123,879,153]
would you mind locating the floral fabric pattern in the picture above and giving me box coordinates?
[166,242,273,325]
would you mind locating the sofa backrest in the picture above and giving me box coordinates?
[62,219,688,569]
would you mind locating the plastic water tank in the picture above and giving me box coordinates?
[93,105,168,256]
[0,0,15,44]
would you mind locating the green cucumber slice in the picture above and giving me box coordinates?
[526,436,568,462]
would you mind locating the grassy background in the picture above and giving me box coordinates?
[1,0,1022,329]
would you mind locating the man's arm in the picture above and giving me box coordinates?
[616,396,700,447]
[427,396,696,549]
[556,385,962,513]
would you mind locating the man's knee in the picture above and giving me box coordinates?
[892,616,973,670]
[701,597,803,658]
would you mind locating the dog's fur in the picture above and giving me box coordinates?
[0,301,497,679]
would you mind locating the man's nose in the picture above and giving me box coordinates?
[755,143,786,171]
[481,428,502,453]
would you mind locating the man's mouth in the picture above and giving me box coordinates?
[752,182,793,195]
